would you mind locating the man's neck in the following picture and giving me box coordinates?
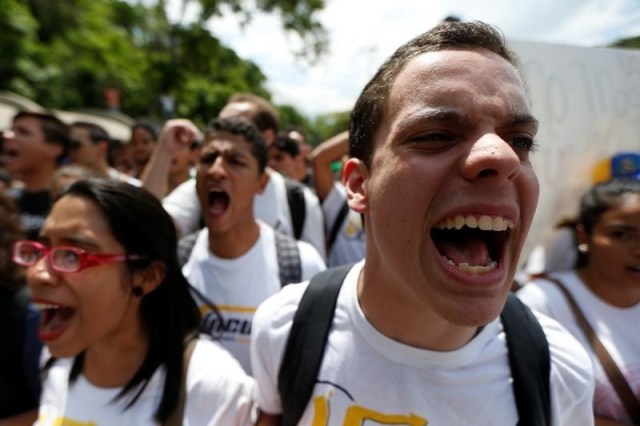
[357,264,480,351]
[22,164,57,191]
[208,220,261,259]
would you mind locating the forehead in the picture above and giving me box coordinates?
[203,131,253,152]
[71,126,91,140]
[44,195,111,238]
[384,48,528,123]
[13,116,42,132]
[220,102,256,122]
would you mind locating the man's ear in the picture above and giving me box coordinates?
[257,170,270,194]
[574,224,588,247]
[133,261,166,296]
[343,158,369,214]
[46,142,64,162]
[97,140,110,155]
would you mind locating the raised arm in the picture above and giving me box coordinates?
[141,119,201,199]
[309,130,349,202]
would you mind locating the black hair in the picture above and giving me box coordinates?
[71,121,111,145]
[46,178,215,422]
[131,122,158,141]
[13,111,71,164]
[0,191,25,292]
[349,20,520,167]
[272,132,300,157]
[204,117,268,173]
[575,178,640,267]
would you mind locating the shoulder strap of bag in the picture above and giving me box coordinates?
[275,231,302,286]
[542,275,640,423]
[285,178,306,240]
[501,293,551,426]
[177,230,200,267]
[278,265,352,426]
[278,271,550,426]
[327,200,350,254]
[163,336,198,426]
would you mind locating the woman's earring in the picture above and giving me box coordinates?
[577,243,589,253]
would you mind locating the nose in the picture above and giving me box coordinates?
[460,133,521,181]
[206,156,227,180]
[2,129,15,142]
[26,256,61,289]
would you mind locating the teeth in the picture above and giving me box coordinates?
[33,303,61,311]
[434,215,513,231]
[446,258,498,274]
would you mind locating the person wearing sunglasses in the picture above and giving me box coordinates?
[14,178,254,425]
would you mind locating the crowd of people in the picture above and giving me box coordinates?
[0,19,638,426]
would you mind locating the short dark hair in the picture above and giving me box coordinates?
[349,20,520,167]
[204,117,268,173]
[14,111,71,163]
[131,121,158,141]
[272,132,300,157]
[51,178,206,422]
[71,121,111,144]
[227,93,279,133]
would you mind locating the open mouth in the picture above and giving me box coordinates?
[207,190,230,216]
[33,302,76,341]
[431,215,513,274]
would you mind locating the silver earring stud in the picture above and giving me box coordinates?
[577,243,589,253]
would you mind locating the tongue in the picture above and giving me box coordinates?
[438,235,491,266]
[209,196,228,215]
[43,308,75,333]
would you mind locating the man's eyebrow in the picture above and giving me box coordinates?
[509,114,539,134]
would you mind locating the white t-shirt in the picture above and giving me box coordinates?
[162,170,326,258]
[251,261,595,426]
[108,168,142,187]
[183,221,326,374]
[37,338,255,425]
[518,270,640,423]
[322,182,365,267]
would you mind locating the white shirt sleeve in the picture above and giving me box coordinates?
[162,179,200,237]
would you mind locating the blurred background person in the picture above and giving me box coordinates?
[127,121,158,179]
[0,191,42,425]
[1,111,70,239]
[518,178,640,425]
[310,130,365,266]
[68,121,141,186]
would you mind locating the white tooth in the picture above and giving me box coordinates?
[493,217,505,231]
[455,260,497,274]
[478,215,493,230]
[446,217,455,229]
[507,220,514,229]
[465,216,478,228]
[455,215,465,229]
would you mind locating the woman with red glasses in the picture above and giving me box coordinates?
[14,178,254,425]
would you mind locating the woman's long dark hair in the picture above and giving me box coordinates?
[49,178,214,421]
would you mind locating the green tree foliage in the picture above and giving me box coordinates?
[610,35,640,49]
[310,110,351,146]
[0,0,323,128]
[188,0,328,63]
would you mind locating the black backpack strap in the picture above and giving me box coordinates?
[177,230,200,267]
[285,178,306,240]
[275,231,302,286]
[327,200,350,254]
[278,265,353,426]
[501,294,551,426]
